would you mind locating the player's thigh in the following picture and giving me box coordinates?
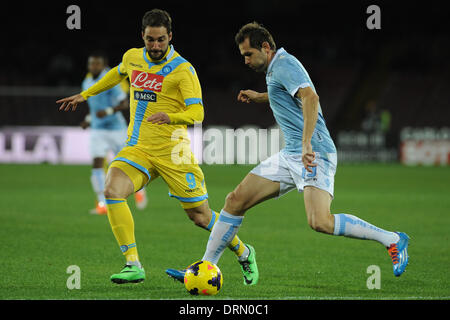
[225,173,281,214]
[108,146,158,195]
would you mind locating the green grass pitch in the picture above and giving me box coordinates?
[0,163,449,300]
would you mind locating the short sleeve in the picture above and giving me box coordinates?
[117,63,127,76]
[275,58,311,97]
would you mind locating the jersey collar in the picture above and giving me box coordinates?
[267,47,286,74]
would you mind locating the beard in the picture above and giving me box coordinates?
[148,48,167,60]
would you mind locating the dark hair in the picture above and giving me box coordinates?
[142,9,172,34]
[235,22,276,51]
[88,51,108,65]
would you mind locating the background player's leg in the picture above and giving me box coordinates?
[303,186,399,247]
[89,129,110,214]
[202,173,280,265]
[134,189,148,210]
[90,157,107,214]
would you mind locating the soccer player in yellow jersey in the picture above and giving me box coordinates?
[57,9,256,285]
[80,52,148,215]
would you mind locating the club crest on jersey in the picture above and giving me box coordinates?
[161,65,172,75]
[131,70,164,92]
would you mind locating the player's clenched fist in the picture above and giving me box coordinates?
[302,142,317,173]
[237,90,268,104]
[56,94,86,112]
[237,89,258,103]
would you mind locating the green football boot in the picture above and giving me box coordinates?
[239,244,259,285]
[110,264,145,284]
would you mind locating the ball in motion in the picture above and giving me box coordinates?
[184,260,223,296]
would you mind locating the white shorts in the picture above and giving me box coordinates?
[89,129,127,159]
[250,151,337,198]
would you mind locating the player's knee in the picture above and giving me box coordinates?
[103,187,118,199]
[104,184,126,199]
[225,190,248,214]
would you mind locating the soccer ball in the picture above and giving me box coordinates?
[184,260,223,296]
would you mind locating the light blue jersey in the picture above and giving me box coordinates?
[82,68,127,130]
[266,48,336,155]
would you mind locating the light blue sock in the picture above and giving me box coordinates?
[90,168,106,204]
[202,210,244,265]
[333,213,399,247]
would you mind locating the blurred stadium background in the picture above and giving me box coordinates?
[1,0,449,165]
[1,0,449,301]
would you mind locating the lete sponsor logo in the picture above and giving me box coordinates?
[131,70,164,92]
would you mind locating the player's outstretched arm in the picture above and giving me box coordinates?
[82,67,127,100]
[56,94,86,112]
[57,67,126,112]
[237,90,268,104]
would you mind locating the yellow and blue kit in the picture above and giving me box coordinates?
[81,45,207,209]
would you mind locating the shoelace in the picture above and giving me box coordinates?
[388,244,399,264]
[122,264,134,271]
[240,261,252,273]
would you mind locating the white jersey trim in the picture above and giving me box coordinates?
[290,82,311,97]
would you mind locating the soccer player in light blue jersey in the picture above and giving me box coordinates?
[81,52,147,214]
[198,22,409,283]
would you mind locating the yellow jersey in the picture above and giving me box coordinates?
[81,44,204,156]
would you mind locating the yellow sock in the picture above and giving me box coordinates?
[106,198,139,263]
[206,210,247,259]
